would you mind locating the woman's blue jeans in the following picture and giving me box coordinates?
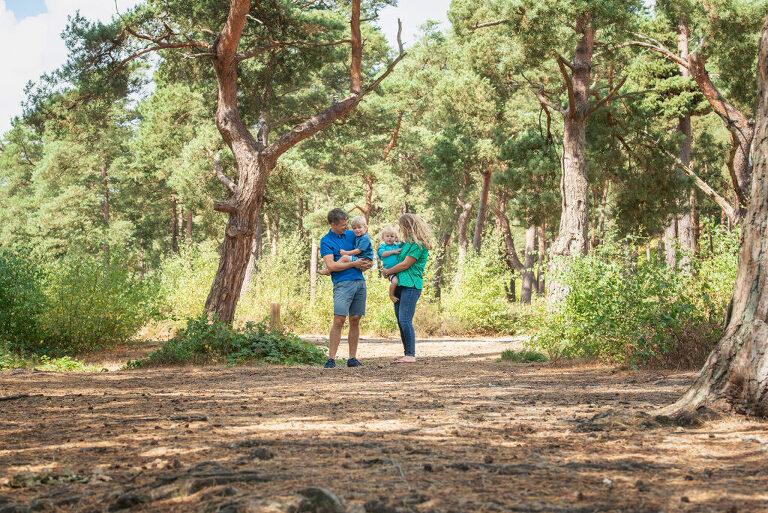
[393,286,421,357]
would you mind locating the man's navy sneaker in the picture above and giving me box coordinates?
[347,357,363,367]
[324,358,336,368]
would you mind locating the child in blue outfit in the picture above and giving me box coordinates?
[341,216,374,261]
[377,225,402,303]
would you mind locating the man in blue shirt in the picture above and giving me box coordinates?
[319,208,373,368]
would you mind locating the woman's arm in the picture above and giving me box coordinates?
[380,249,402,257]
[382,256,416,276]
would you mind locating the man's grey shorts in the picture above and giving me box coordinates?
[333,279,367,317]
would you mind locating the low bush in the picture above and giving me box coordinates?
[0,249,48,353]
[127,314,327,367]
[0,347,94,371]
[42,252,155,355]
[529,228,737,368]
[500,349,547,363]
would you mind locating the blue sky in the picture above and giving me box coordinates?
[5,0,45,19]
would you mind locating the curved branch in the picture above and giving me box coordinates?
[555,54,576,116]
[111,40,211,77]
[585,75,628,116]
[236,38,351,61]
[471,19,512,30]
[209,152,237,193]
[594,40,688,68]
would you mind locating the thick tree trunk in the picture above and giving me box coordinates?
[472,170,492,253]
[550,24,593,263]
[675,18,697,270]
[520,225,537,304]
[665,19,768,417]
[456,197,473,273]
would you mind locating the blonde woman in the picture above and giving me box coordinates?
[381,213,432,363]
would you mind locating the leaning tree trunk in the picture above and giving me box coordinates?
[665,18,768,417]
[202,0,402,323]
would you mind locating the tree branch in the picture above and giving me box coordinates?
[555,54,576,116]
[210,152,237,193]
[382,111,404,162]
[236,38,351,61]
[111,41,211,77]
[585,75,628,116]
[471,19,512,30]
[594,40,688,67]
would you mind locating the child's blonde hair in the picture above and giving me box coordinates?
[398,213,433,250]
[379,225,397,240]
[349,215,367,228]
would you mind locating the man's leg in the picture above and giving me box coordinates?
[347,315,362,358]
[328,315,347,359]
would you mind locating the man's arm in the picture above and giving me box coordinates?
[322,254,372,272]
[340,248,362,256]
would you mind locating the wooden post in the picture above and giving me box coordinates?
[269,302,281,329]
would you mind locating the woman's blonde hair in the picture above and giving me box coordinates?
[349,215,367,228]
[398,213,433,250]
[379,225,397,240]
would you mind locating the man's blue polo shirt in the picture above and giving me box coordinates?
[320,229,365,284]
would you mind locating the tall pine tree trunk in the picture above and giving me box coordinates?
[456,197,473,274]
[433,231,452,301]
[472,170,492,253]
[520,225,537,303]
[666,19,768,417]
[550,22,593,263]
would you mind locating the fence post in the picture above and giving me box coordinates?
[269,302,281,329]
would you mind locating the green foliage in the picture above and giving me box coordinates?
[0,249,48,352]
[127,314,327,367]
[442,250,518,334]
[530,226,737,366]
[500,349,547,363]
[0,348,95,371]
[41,252,155,355]
[156,243,219,322]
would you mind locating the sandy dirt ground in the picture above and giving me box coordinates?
[1,338,767,513]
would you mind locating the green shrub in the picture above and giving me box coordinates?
[0,347,94,371]
[530,228,737,367]
[442,251,518,334]
[0,249,48,352]
[500,349,547,362]
[127,314,327,367]
[41,252,154,355]
[156,243,219,322]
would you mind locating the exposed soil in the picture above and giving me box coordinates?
[1,338,767,513]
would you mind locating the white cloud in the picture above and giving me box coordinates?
[0,0,141,134]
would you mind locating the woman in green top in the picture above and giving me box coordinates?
[382,214,432,363]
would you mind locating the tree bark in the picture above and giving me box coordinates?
[550,21,594,262]
[472,170,492,253]
[673,18,697,271]
[520,225,537,303]
[665,18,768,417]
[203,0,401,323]
[186,208,193,248]
[101,163,110,227]
[433,231,452,301]
[171,197,179,254]
[537,225,547,296]
[456,197,473,274]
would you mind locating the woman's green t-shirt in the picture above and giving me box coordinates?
[396,242,429,289]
